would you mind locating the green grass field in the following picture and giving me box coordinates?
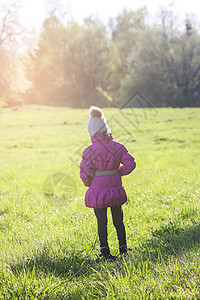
[0,106,200,299]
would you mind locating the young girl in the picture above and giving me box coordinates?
[80,106,136,260]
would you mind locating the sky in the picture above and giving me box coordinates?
[19,0,200,29]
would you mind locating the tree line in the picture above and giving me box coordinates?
[1,2,200,108]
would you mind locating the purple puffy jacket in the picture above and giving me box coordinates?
[80,133,136,208]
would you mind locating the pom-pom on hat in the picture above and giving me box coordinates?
[87,106,109,137]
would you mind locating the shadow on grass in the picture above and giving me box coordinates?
[138,220,200,262]
[10,221,200,282]
[10,246,101,280]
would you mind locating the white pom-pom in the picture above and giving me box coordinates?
[89,106,104,119]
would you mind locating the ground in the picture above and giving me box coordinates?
[0,106,199,299]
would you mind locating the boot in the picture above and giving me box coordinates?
[100,247,117,261]
[119,245,128,257]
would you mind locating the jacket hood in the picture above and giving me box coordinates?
[91,132,114,144]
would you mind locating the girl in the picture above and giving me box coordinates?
[80,106,136,260]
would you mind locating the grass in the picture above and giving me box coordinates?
[0,105,200,299]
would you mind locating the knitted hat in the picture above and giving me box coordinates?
[87,106,109,137]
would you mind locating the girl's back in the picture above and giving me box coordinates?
[80,132,136,208]
[80,106,136,260]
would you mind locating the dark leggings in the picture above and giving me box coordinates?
[94,206,127,248]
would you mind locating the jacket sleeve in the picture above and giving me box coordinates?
[119,145,136,176]
[80,147,94,187]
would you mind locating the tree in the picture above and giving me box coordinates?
[62,16,121,107]
[26,6,200,108]
[29,15,121,107]
[121,13,200,107]
[108,8,148,102]
[28,14,66,105]
[0,1,28,106]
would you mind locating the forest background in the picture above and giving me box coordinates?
[1,1,200,109]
